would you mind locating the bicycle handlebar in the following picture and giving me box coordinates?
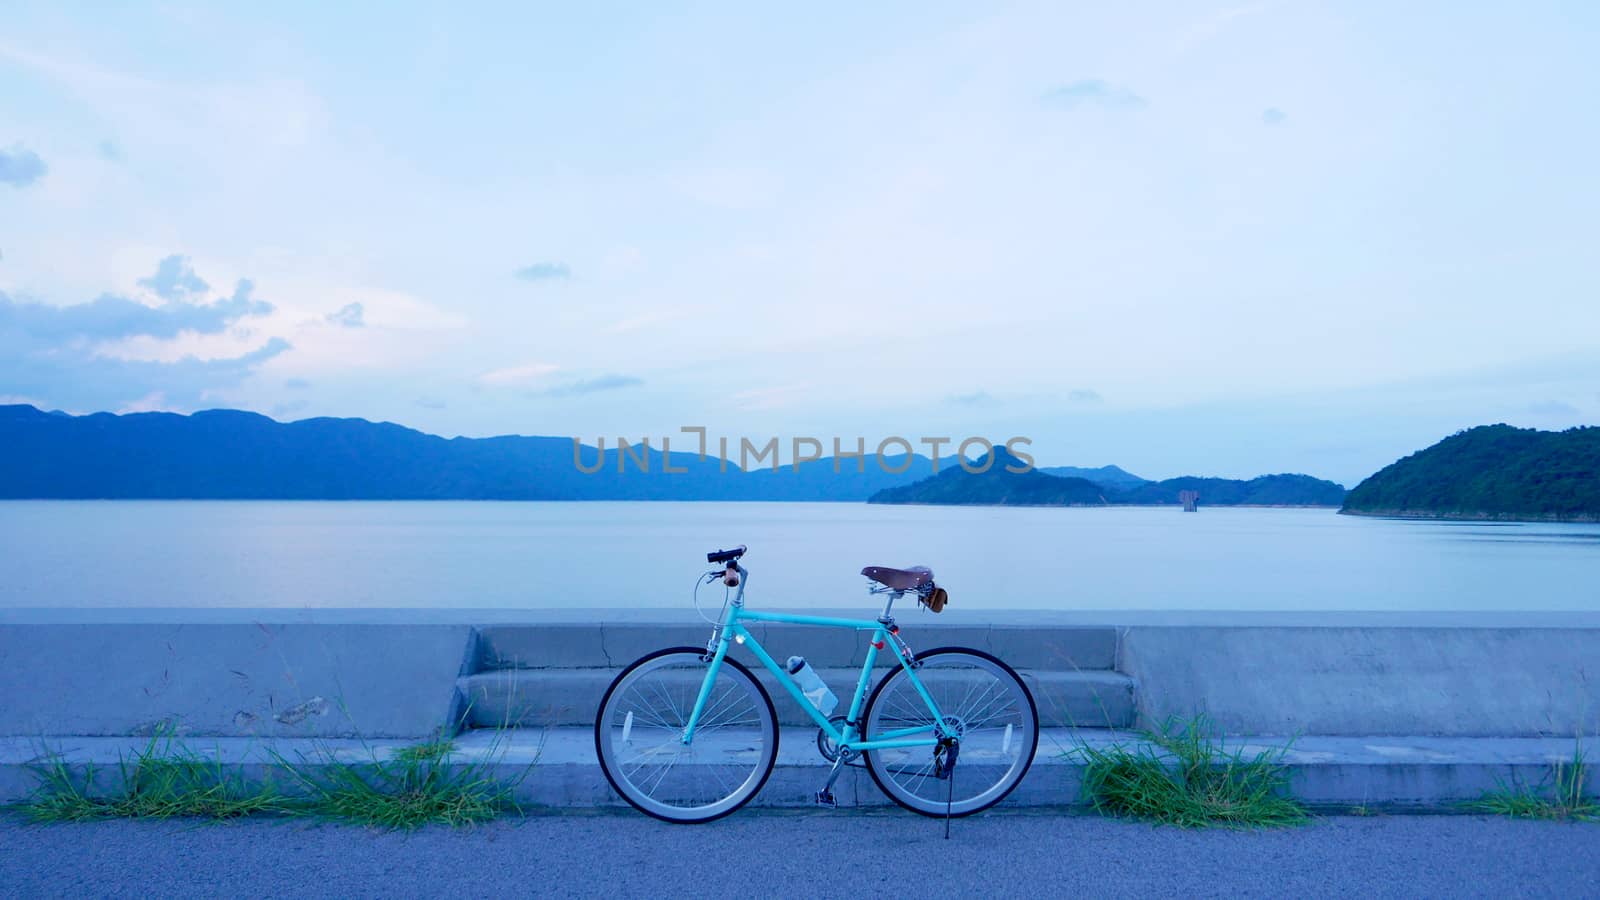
[707,545,747,565]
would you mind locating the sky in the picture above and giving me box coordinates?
[2,1,1597,485]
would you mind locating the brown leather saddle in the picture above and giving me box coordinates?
[861,565,948,612]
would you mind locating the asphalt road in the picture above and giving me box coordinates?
[2,811,1596,899]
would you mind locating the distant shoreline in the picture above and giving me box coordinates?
[1339,508,1600,524]
[866,501,1343,510]
[0,497,1344,508]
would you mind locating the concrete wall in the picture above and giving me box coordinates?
[471,622,1119,670]
[1121,626,1600,737]
[2,613,1598,739]
[0,624,472,738]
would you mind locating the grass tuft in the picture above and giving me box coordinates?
[19,732,286,823]
[390,737,457,765]
[1073,714,1308,829]
[18,727,537,829]
[272,730,531,829]
[1468,742,1597,822]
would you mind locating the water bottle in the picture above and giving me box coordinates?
[786,656,838,717]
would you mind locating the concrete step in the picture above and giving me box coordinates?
[457,667,1136,729]
[473,623,1120,672]
[7,730,1595,812]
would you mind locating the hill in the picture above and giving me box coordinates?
[868,450,1110,506]
[1039,464,1148,488]
[1341,424,1600,521]
[1115,474,1348,506]
[0,404,1351,505]
[0,404,936,501]
[870,455,1345,507]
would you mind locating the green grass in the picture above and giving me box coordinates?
[19,732,287,823]
[17,728,537,829]
[390,736,458,765]
[274,731,533,829]
[1073,715,1308,829]
[1468,743,1596,822]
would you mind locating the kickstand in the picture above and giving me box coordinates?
[944,769,953,840]
[941,739,959,840]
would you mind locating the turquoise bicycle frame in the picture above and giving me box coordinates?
[681,565,949,751]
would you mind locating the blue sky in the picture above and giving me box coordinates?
[2,1,1597,484]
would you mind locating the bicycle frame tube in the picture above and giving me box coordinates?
[681,598,948,750]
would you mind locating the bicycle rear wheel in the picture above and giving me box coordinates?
[862,647,1038,816]
[595,647,778,824]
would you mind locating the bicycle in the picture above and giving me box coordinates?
[595,545,1038,824]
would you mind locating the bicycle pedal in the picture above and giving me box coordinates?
[814,789,838,808]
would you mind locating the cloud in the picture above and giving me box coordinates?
[137,255,210,301]
[1042,80,1147,111]
[97,139,123,162]
[0,283,271,342]
[514,262,572,282]
[532,374,643,398]
[0,144,48,187]
[0,258,289,412]
[1262,107,1288,126]
[0,281,272,342]
[326,302,365,328]
[0,331,290,412]
[284,378,312,390]
[1068,389,1104,403]
[479,362,560,386]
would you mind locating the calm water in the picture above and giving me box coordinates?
[0,501,1597,611]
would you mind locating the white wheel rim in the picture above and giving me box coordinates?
[598,654,774,820]
[866,653,1036,814]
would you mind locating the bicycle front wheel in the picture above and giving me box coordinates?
[863,647,1038,816]
[595,647,778,824]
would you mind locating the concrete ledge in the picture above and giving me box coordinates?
[4,730,1594,812]
[458,669,1137,728]
[474,623,1119,671]
[5,616,1598,741]
[0,624,471,739]
[1122,626,1600,737]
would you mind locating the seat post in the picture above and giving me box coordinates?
[878,591,899,621]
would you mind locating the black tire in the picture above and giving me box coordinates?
[594,647,779,824]
[862,646,1039,817]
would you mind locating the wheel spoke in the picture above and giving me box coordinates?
[598,652,776,823]
[864,651,1035,817]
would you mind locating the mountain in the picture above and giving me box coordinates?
[0,404,1352,505]
[868,449,1110,506]
[869,452,1346,507]
[1039,464,1148,489]
[1115,474,1348,506]
[1342,424,1600,521]
[0,404,940,501]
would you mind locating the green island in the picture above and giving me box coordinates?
[1341,424,1600,522]
[867,448,1348,507]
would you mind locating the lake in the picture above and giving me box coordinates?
[1,501,1597,612]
